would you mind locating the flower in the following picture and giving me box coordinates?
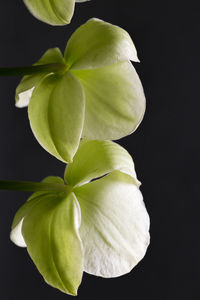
[23,0,88,26]
[16,18,146,163]
[10,139,150,295]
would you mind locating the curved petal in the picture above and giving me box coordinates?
[10,176,64,247]
[10,219,26,247]
[72,61,145,140]
[10,194,46,247]
[64,18,139,70]
[36,48,64,65]
[23,0,75,26]
[74,171,150,278]
[16,48,64,108]
[65,139,140,187]
[28,71,85,163]
[22,192,83,295]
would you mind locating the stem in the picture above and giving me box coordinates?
[0,180,70,193]
[0,63,66,77]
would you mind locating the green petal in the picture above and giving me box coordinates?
[23,0,75,25]
[10,176,64,246]
[36,48,64,65]
[10,194,45,247]
[64,18,139,70]
[65,139,140,187]
[16,48,64,108]
[74,171,150,278]
[72,61,145,140]
[41,176,64,184]
[22,192,83,295]
[28,71,85,163]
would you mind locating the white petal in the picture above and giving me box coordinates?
[10,219,26,248]
[16,87,34,108]
[74,171,150,277]
[72,61,145,141]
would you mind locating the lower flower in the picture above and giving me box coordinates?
[10,139,150,295]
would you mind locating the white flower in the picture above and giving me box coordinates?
[11,140,150,295]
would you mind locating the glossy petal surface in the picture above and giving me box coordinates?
[28,72,85,163]
[72,61,145,140]
[74,171,150,277]
[22,192,83,295]
[65,139,140,187]
[64,18,139,70]
[23,0,75,25]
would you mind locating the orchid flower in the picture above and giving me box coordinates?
[10,139,150,295]
[23,0,88,26]
[15,18,146,163]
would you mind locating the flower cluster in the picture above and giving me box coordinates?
[0,1,150,296]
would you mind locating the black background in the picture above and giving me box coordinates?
[0,1,199,299]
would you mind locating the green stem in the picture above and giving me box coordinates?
[0,63,66,77]
[0,180,70,193]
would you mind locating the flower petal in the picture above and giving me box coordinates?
[72,61,145,140]
[16,48,64,108]
[36,48,64,65]
[10,176,64,247]
[22,192,83,295]
[10,194,45,247]
[65,139,140,187]
[23,0,75,25]
[10,219,26,247]
[74,171,150,277]
[64,18,139,70]
[28,71,85,163]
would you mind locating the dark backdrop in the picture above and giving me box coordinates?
[0,1,199,299]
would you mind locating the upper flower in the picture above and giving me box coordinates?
[23,0,88,25]
[10,139,150,296]
[16,18,146,163]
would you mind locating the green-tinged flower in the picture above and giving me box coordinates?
[23,0,88,26]
[10,140,150,295]
[16,18,146,163]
